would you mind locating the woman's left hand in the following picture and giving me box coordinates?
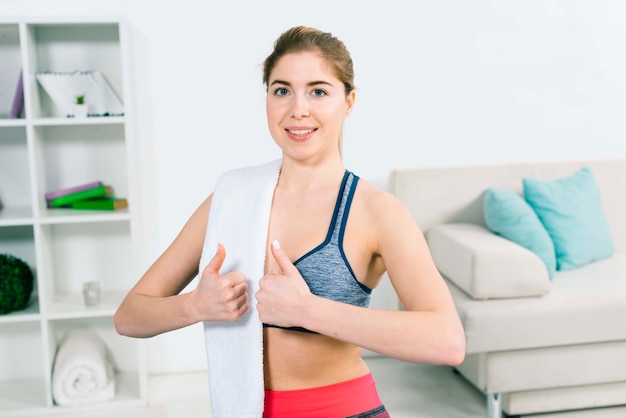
[256,240,313,327]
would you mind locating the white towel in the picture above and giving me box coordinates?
[51,328,115,407]
[200,159,281,418]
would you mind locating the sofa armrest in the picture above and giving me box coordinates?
[425,223,550,299]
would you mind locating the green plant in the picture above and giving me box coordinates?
[76,95,85,105]
[0,253,34,315]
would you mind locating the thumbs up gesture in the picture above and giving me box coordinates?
[193,243,249,322]
[256,240,312,328]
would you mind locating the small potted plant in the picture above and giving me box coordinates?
[74,94,88,118]
[0,253,34,314]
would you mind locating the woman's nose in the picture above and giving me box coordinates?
[290,95,310,119]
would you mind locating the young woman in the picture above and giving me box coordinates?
[115,26,465,418]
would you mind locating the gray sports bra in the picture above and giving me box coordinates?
[263,171,372,333]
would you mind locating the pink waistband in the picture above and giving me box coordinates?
[263,373,382,418]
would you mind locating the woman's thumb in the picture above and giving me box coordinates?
[205,243,226,276]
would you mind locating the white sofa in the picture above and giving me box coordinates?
[389,159,626,417]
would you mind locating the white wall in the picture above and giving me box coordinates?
[3,0,626,374]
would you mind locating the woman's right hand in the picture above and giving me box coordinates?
[192,243,249,322]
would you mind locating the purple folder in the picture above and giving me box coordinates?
[10,70,24,119]
[45,181,103,201]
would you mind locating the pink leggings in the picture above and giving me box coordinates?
[263,373,389,418]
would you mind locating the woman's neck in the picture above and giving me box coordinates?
[278,155,346,192]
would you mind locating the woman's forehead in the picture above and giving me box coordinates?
[269,51,339,85]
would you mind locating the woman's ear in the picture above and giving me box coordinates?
[345,90,356,116]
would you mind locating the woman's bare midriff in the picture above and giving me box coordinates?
[263,327,370,390]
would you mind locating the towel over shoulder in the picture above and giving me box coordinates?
[200,159,281,418]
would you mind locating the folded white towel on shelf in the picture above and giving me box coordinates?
[52,327,115,407]
[200,159,281,418]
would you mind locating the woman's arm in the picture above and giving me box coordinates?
[256,190,466,366]
[114,195,249,338]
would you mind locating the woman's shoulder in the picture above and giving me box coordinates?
[352,175,412,223]
[214,159,282,193]
[353,175,403,207]
[221,159,282,179]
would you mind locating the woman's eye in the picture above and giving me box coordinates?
[274,87,289,96]
[312,89,326,97]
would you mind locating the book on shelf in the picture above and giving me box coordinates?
[10,69,24,118]
[35,70,124,117]
[48,185,113,208]
[71,197,128,211]
[45,181,103,201]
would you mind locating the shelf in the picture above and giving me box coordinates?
[0,223,36,253]
[0,126,31,212]
[0,207,33,226]
[48,317,144,376]
[0,118,124,128]
[0,299,40,324]
[26,22,123,120]
[0,18,145,416]
[0,378,48,415]
[38,208,131,225]
[0,323,47,407]
[38,221,133,317]
[31,116,125,127]
[46,290,125,319]
[32,123,129,210]
[0,373,145,417]
[0,119,26,127]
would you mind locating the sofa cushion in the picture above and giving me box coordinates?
[426,223,550,300]
[483,188,556,278]
[450,253,626,354]
[523,167,615,271]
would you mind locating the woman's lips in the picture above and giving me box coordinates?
[285,128,317,141]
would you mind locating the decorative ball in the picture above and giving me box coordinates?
[0,253,34,315]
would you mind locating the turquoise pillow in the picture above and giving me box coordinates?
[523,167,614,271]
[483,188,556,278]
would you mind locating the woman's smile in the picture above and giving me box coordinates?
[285,127,318,141]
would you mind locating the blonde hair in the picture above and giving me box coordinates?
[263,26,355,154]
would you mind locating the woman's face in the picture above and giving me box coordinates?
[266,51,355,163]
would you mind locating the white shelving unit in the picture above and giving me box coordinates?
[0,18,146,416]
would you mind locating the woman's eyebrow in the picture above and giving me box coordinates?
[269,79,333,88]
